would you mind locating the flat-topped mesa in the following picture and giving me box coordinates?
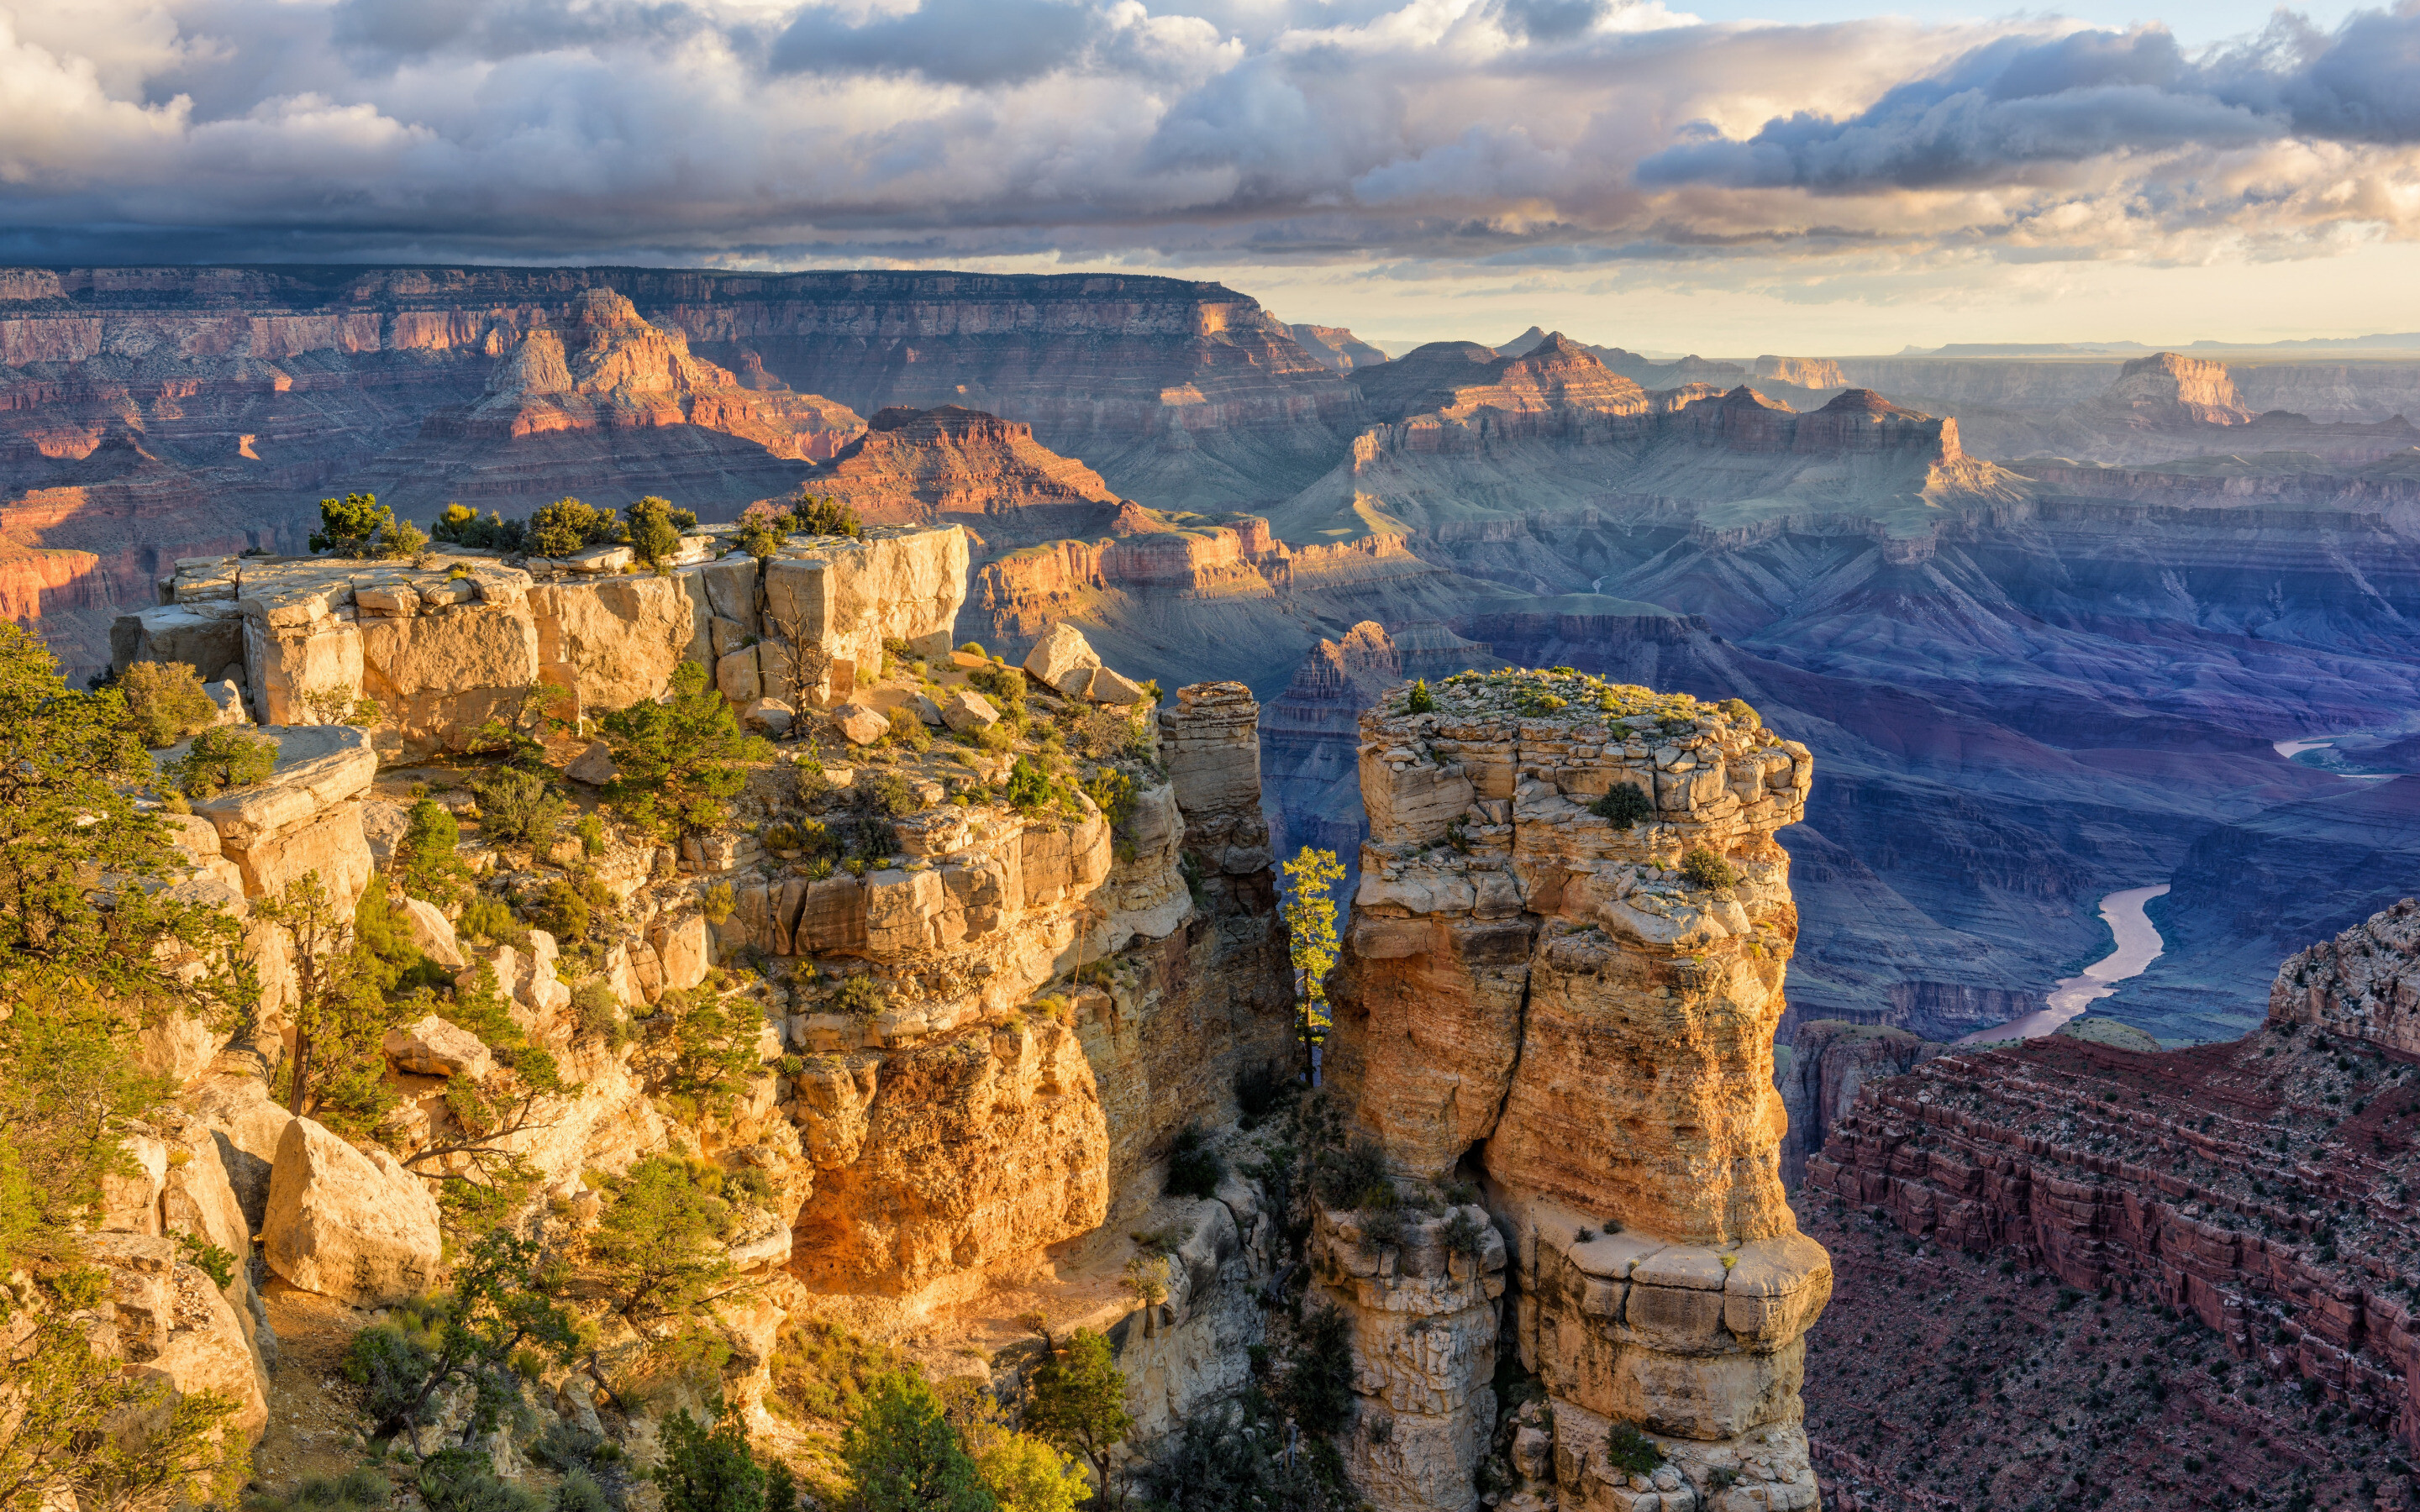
[1322,667,1827,1512]
[112,524,970,759]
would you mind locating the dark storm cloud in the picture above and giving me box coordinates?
[1638,8,2420,192]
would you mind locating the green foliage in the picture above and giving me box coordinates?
[733,501,787,560]
[702,881,736,926]
[419,1449,542,1512]
[637,987,760,1119]
[1313,1142,1388,1210]
[1591,782,1655,829]
[394,798,472,905]
[572,978,628,1047]
[458,894,529,949]
[256,869,397,1126]
[771,1318,915,1423]
[1605,1422,1666,1478]
[526,877,593,942]
[1145,1388,1352,1512]
[602,662,771,841]
[555,1469,615,1512]
[525,497,625,559]
[786,491,862,538]
[831,975,889,1016]
[587,1156,737,1322]
[1404,679,1434,714]
[312,491,425,559]
[432,502,527,553]
[471,766,564,847]
[169,725,279,798]
[1282,1308,1356,1435]
[842,1373,994,1512]
[579,811,607,855]
[1718,697,1760,729]
[866,771,922,816]
[176,1230,239,1289]
[1165,1125,1224,1200]
[965,663,1024,706]
[627,496,698,571]
[345,1230,580,1441]
[245,1466,392,1512]
[1281,847,1344,1055]
[1680,846,1740,892]
[1023,1327,1132,1499]
[656,1397,766,1512]
[3,1308,250,1512]
[1082,766,1137,832]
[120,661,218,748]
[1441,1210,1487,1259]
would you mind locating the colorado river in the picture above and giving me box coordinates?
[1958,883,2171,1043]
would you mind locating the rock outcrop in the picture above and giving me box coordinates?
[2089,351,2254,428]
[2268,897,2420,1053]
[1774,1021,1943,1189]
[813,406,1127,553]
[1320,669,1827,1512]
[261,1116,445,1307]
[1290,324,1391,373]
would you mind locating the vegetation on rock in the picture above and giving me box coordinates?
[524,497,626,559]
[312,491,427,559]
[1591,781,1654,829]
[626,495,700,571]
[602,662,771,840]
[1023,1327,1134,1507]
[841,1373,994,1512]
[119,659,218,748]
[169,725,278,798]
[1281,847,1344,1060]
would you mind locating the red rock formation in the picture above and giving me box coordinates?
[2096,352,2255,428]
[1806,904,2420,1456]
[813,406,1119,551]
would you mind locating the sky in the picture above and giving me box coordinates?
[4,0,2420,353]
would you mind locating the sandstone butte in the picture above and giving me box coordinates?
[1321,668,1828,1512]
[79,504,1854,1512]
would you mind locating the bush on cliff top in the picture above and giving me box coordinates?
[788,491,863,539]
[602,661,771,842]
[1591,781,1654,830]
[1681,846,1740,892]
[524,496,626,559]
[120,660,218,748]
[626,495,699,571]
[312,491,425,559]
[169,726,278,798]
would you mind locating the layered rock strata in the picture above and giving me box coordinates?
[1320,669,1828,1512]
[1807,906,2420,1454]
[114,524,970,754]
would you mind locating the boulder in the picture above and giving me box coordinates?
[1086,665,1148,706]
[382,1015,495,1079]
[912,694,944,726]
[741,698,796,738]
[940,690,999,733]
[187,1075,298,1232]
[83,1231,271,1440]
[716,645,763,705]
[205,680,250,724]
[397,896,466,969]
[1023,622,1102,697]
[261,1117,443,1306]
[833,702,889,747]
[649,911,711,996]
[566,739,619,786]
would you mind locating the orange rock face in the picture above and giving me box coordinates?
[1323,669,1830,1512]
[815,405,1124,552]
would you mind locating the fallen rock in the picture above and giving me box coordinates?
[84,1231,271,1440]
[912,694,944,726]
[741,698,795,737]
[261,1117,442,1306]
[565,739,620,786]
[940,689,1000,733]
[832,702,889,747]
[1023,622,1102,697]
[382,1015,495,1079]
[1086,664,1148,706]
[397,895,466,969]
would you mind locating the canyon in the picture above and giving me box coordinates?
[14,264,2420,1048]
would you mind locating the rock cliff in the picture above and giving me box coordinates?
[1319,668,1828,1512]
[813,405,1127,553]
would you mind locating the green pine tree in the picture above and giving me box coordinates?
[842,1372,995,1512]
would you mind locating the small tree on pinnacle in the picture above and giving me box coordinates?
[1281,846,1344,1077]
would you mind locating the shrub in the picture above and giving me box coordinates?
[1591,782,1654,829]
[311,491,425,559]
[1314,1141,1389,1209]
[787,492,862,538]
[471,767,563,847]
[571,979,627,1047]
[121,661,217,748]
[1405,679,1434,713]
[841,1373,991,1512]
[959,642,986,659]
[526,877,592,942]
[170,727,277,798]
[1719,697,1760,728]
[867,771,922,816]
[420,1448,541,1512]
[432,504,527,553]
[885,706,931,753]
[458,893,528,948]
[524,497,623,559]
[1359,1206,1403,1249]
[967,663,1025,706]
[393,798,471,905]
[625,495,698,570]
[702,881,736,925]
[734,501,788,560]
[1681,846,1739,891]
[1235,1063,1289,1122]
[1165,1125,1224,1200]
[1441,1210,1487,1259]
[833,975,888,1016]
[655,1396,766,1512]
[1606,1422,1666,1478]
[1282,1307,1355,1434]
[601,660,770,841]
[1081,765,1137,829]
[771,1318,915,1423]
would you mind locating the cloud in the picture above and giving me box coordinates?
[0,0,2416,281]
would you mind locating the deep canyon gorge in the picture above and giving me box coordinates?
[19,263,2420,1512]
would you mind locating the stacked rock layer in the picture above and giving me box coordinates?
[1322,669,1830,1512]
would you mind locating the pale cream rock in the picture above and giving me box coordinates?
[940,689,1000,732]
[832,701,889,746]
[357,602,540,758]
[1023,621,1102,697]
[741,698,795,737]
[99,1132,170,1235]
[262,1116,442,1306]
[1086,664,1148,706]
[187,725,377,904]
[397,895,466,968]
[383,1014,495,1079]
[83,1231,271,1440]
